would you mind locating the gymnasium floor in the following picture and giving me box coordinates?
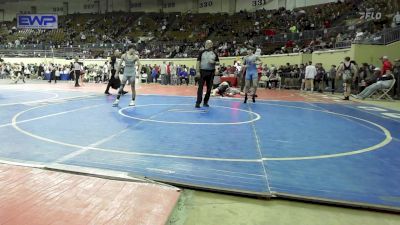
[0,80,399,217]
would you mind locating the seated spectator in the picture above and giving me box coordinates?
[179,68,189,85]
[267,69,280,89]
[352,70,395,100]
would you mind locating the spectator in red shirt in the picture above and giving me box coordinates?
[285,40,294,48]
[380,56,393,76]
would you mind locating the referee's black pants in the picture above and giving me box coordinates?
[105,69,116,93]
[74,70,80,86]
[196,70,214,105]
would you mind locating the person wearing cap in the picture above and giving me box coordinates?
[243,46,262,103]
[336,57,358,100]
[380,56,393,76]
[195,40,220,108]
[113,44,141,107]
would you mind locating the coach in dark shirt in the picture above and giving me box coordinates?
[195,40,220,108]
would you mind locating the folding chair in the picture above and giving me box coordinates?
[371,75,396,101]
[141,73,147,83]
[258,76,268,88]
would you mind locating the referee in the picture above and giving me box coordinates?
[73,58,81,87]
[195,40,219,108]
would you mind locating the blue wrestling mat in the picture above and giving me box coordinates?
[1,87,399,211]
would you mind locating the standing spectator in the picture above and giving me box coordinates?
[151,64,158,83]
[393,59,400,99]
[160,61,167,85]
[305,61,317,92]
[299,64,306,91]
[336,57,358,100]
[166,62,171,85]
[146,64,152,83]
[170,62,177,85]
[195,40,219,108]
[55,67,61,81]
[315,63,326,93]
[328,65,336,94]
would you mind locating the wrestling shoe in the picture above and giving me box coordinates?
[112,99,119,107]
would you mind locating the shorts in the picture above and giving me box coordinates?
[121,75,135,85]
[245,71,257,80]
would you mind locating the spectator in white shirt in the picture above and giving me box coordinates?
[393,12,400,27]
[305,61,317,92]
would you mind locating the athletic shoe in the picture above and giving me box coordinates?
[195,104,201,108]
[343,96,349,100]
[122,91,128,95]
[112,99,119,107]
[203,103,209,107]
[104,91,111,95]
[129,100,136,106]
[252,95,256,103]
[244,94,248,104]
